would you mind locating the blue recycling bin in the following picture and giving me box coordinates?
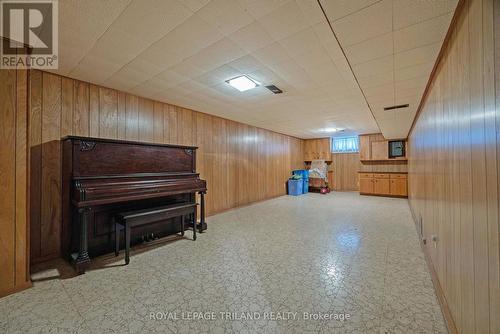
[292,169,309,194]
[288,179,303,196]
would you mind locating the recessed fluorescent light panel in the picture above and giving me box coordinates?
[318,127,341,133]
[226,75,259,92]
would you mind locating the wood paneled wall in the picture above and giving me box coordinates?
[408,0,499,333]
[28,70,304,263]
[0,64,30,296]
[330,153,360,191]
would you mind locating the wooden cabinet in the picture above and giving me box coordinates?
[389,178,407,196]
[359,134,407,161]
[374,178,390,195]
[304,140,314,161]
[359,173,407,197]
[304,138,331,161]
[359,135,370,160]
[371,141,388,160]
[359,177,374,194]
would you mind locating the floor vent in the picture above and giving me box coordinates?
[383,104,409,111]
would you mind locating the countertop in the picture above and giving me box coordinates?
[358,171,408,174]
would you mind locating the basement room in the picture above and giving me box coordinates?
[0,0,498,333]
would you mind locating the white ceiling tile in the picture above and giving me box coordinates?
[358,71,393,89]
[394,12,453,53]
[269,60,309,81]
[110,0,192,41]
[317,35,346,60]
[177,80,208,93]
[181,0,210,12]
[69,55,123,84]
[296,0,326,25]
[394,76,428,92]
[345,32,393,65]
[154,69,189,87]
[363,83,394,100]
[395,62,434,82]
[228,21,275,53]
[187,38,246,72]
[105,66,157,87]
[150,14,224,60]
[352,55,392,78]
[292,46,333,69]
[247,68,282,86]
[252,42,293,65]
[319,0,381,22]
[197,0,254,35]
[394,42,441,69]
[331,0,392,46]
[393,0,458,30]
[258,1,309,40]
[279,28,323,57]
[87,28,151,66]
[126,58,164,78]
[237,0,291,19]
[228,55,266,74]
[170,61,206,78]
[58,0,132,75]
[136,45,185,69]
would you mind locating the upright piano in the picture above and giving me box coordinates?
[62,136,207,273]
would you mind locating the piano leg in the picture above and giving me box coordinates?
[199,191,206,233]
[192,213,197,241]
[115,222,120,256]
[74,207,91,274]
[125,225,130,265]
[180,215,185,236]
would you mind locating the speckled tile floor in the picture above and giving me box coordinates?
[0,192,447,334]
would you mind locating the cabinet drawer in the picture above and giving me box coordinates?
[373,173,390,179]
[359,173,373,178]
[390,173,407,179]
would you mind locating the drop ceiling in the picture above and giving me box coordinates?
[320,0,457,138]
[46,0,457,139]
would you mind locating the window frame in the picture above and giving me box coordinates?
[331,136,360,154]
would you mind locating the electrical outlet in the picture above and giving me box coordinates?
[431,234,438,248]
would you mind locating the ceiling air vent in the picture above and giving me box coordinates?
[265,85,283,94]
[383,104,409,111]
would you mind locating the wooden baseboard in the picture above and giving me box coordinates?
[359,192,407,198]
[31,253,61,265]
[408,203,458,334]
[0,281,32,299]
[206,193,286,216]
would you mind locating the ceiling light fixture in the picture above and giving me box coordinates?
[226,75,260,92]
[318,127,340,133]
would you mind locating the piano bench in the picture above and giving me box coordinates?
[114,203,197,265]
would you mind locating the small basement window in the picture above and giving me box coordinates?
[332,136,359,153]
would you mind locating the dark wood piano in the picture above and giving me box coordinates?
[62,136,207,273]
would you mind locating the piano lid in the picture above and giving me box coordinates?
[63,136,206,207]
[63,136,199,177]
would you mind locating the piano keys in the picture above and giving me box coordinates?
[61,136,207,273]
